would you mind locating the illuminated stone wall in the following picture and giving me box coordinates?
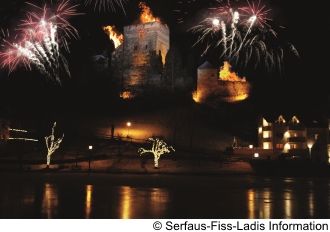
[216,80,250,103]
[195,64,218,103]
[112,22,170,97]
[195,62,250,103]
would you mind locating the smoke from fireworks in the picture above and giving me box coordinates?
[188,0,299,72]
[84,0,127,12]
[0,0,80,84]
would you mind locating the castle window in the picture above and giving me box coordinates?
[134,45,138,51]
[145,45,148,50]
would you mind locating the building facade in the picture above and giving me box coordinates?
[258,115,329,162]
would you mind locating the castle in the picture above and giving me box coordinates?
[111,20,170,98]
[194,61,250,104]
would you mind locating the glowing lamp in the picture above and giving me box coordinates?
[284,143,291,152]
[253,153,260,158]
[126,122,132,127]
[307,141,314,159]
[307,142,314,150]
[249,145,254,149]
[284,131,290,139]
[88,145,93,150]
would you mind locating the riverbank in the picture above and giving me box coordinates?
[0,156,254,175]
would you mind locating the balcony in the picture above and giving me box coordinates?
[287,137,306,143]
[288,125,305,131]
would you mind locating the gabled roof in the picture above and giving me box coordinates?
[260,114,328,128]
[198,61,215,70]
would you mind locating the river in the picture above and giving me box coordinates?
[1,173,330,219]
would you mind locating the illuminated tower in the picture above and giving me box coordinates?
[120,21,170,97]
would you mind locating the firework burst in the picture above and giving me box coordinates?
[84,0,127,13]
[189,0,299,72]
[0,0,80,84]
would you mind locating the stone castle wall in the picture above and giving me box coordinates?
[113,22,170,97]
[196,68,250,103]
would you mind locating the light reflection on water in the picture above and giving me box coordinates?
[41,183,58,219]
[309,191,315,218]
[247,188,272,219]
[85,185,93,219]
[283,191,293,219]
[118,186,170,219]
[120,186,132,219]
[1,176,330,218]
[246,179,321,219]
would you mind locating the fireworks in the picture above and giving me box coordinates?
[0,0,80,84]
[84,0,127,12]
[189,0,299,71]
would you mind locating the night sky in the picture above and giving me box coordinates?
[0,0,329,119]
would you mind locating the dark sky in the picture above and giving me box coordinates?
[0,0,329,118]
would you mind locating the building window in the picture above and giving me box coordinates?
[145,45,148,50]
[134,45,138,51]
[276,144,284,149]
[258,127,262,134]
[291,132,298,137]
[291,144,298,149]
[263,118,270,127]
[263,142,272,150]
[263,131,272,139]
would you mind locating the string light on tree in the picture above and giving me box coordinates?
[138,138,175,168]
[45,122,64,168]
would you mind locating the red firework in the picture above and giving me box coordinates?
[239,0,272,28]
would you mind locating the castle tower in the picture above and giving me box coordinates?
[119,22,170,97]
[195,61,218,102]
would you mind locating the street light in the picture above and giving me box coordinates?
[253,153,260,159]
[88,145,93,172]
[126,122,132,138]
[307,142,314,160]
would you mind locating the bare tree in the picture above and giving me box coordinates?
[138,138,175,168]
[45,122,64,168]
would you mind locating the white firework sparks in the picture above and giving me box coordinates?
[189,0,299,72]
[84,0,127,12]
